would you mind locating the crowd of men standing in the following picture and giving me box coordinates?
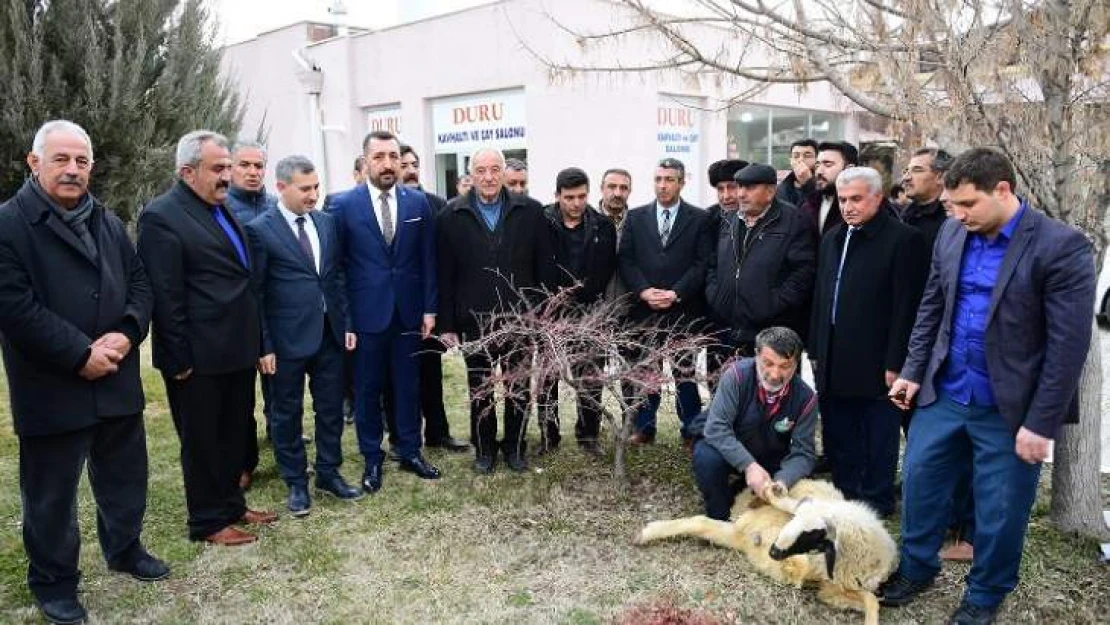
[0,119,1095,625]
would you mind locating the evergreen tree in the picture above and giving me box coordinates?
[0,0,243,222]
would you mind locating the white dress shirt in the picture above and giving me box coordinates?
[368,182,398,238]
[278,203,321,275]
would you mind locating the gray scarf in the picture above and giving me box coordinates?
[32,178,98,260]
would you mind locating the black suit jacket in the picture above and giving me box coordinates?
[137,181,261,376]
[246,208,349,360]
[809,207,928,397]
[0,181,152,436]
[901,210,1095,436]
[618,199,712,322]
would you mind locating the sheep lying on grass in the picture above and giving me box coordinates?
[636,479,897,625]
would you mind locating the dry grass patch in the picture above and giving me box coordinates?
[0,353,1107,624]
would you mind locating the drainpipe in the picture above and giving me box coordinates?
[292,47,329,198]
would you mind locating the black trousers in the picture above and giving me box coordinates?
[464,342,530,458]
[164,369,253,540]
[383,337,454,445]
[537,357,604,445]
[19,414,149,602]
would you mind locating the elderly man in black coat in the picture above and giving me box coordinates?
[809,166,928,518]
[706,163,817,360]
[0,120,168,625]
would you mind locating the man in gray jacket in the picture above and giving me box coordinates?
[689,326,818,519]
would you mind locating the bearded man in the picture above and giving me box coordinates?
[688,326,818,519]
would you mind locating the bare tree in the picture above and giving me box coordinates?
[514,0,1110,537]
[459,278,717,485]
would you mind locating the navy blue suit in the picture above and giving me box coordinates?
[329,184,437,464]
[246,208,351,487]
[897,208,1095,609]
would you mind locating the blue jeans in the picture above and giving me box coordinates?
[899,393,1041,609]
[691,441,744,520]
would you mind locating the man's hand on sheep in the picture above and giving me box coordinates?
[888,378,920,411]
[745,462,773,497]
[1015,426,1052,464]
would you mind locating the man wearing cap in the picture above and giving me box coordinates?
[703,159,749,378]
[706,163,817,361]
[705,159,747,224]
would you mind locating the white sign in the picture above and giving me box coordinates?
[657,94,704,204]
[366,104,403,138]
[432,89,526,154]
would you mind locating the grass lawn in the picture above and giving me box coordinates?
[0,352,1107,624]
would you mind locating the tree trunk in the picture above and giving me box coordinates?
[612,401,635,487]
[1050,324,1110,540]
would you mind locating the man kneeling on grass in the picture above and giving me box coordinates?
[689,326,818,518]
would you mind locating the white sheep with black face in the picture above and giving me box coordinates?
[637,479,898,625]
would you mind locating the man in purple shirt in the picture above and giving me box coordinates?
[882,148,1095,625]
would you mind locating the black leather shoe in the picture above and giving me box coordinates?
[947,599,999,625]
[426,436,470,452]
[109,551,170,582]
[362,462,383,494]
[878,572,935,607]
[287,484,311,517]
[473,454,495,474]
[399,455,442,479]
[578,440,605,458]
[316,474,365,500]
[503,450,529,473]
[37,597,87,624]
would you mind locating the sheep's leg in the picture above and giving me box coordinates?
[817,582,880,625]
[761,482,803,514]
[860,590,880,625]
[636,516,743,550]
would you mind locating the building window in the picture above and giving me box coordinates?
[727,105,845,169]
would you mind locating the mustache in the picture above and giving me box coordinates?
[216,181,229,189]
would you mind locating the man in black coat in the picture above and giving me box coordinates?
[706,164,816,359]
[137,130,277,546]
[535,168,618,457]
[0,120,168,624]
[899,147,953,254]
[809,167,928,517]
[618,157,713,449]
[436,146,545,474]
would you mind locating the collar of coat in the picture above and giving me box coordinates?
[14,178,102,224]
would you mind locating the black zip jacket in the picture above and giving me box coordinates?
[705,199,817,345]
[537,204,618,307]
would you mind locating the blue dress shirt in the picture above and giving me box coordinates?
[212,205,249,268]
[938,200,1027,406]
